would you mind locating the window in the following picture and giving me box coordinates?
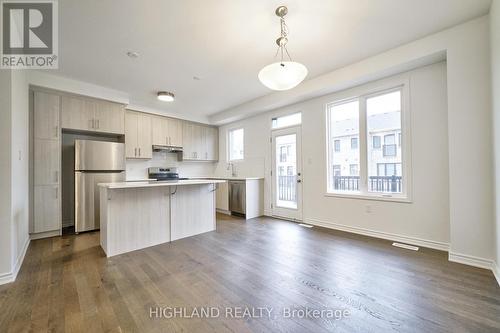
[349,164,359,176]
[327,87,408,199]
[377,163,401,176]
[351,137,358,149]
[228,128,244,161]
[272,112,302,129]
[327,99,360,192]
[383,134,397,157]
[279,146,287,162]
[334,139,341,152]
[287,166,293,176]
[333,165,341,177]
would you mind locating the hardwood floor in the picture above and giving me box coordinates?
[1,214,499,332]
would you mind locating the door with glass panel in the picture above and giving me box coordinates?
[271,126,302,220]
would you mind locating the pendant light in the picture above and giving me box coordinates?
[258,6,308,91]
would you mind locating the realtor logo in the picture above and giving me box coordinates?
[1,0,58,69]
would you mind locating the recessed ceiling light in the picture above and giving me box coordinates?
[126,51,140,58]
[157,91,175,102]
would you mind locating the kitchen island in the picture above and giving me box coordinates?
[98,179,226,257]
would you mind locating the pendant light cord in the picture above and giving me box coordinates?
[275,16,293,64]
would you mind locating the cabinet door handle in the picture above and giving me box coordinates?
[55,187,58,199]
[134,147,137,157]
[55,171,58,183]
[89,119,93,129]
[169,137,171,145]
[55,125,58,138]
[139,147,141,156]
[96,119,100,129]
[166,136,168,145]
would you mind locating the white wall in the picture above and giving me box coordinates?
[215,16,494,265]
[0,70,13,282]
[126,152,217,180]
[217,62,450,249]
[0,69,30,284]
[491,0,500,276]
[10,70,30,275]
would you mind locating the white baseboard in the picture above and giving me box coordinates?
[448,251,494,269]
[0,237,30,286]
[304,217,450,252]
[216,209,231,216]
[492,262,500,286]
[30,229,61,240]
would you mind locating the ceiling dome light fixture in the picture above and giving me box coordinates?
[157,91,175,102]
[258,6,308,91]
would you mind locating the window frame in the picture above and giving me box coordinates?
[325,81,412,203]
[227,127,245,161]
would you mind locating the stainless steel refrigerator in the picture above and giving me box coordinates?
[75,140,125,233]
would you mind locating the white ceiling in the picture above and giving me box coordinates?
[48,0,491,121]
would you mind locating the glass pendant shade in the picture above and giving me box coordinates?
[258,61,308,91]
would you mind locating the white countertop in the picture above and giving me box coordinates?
[190,176,264,181]
[99,179,226,189]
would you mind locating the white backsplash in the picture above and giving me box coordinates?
[126,151,217,180]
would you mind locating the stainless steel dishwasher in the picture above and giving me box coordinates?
[229,180,246,216]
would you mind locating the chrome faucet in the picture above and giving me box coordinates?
[227,162,237,177]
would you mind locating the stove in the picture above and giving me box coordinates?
[148,167,187,181]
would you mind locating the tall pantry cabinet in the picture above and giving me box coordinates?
[32,91,62,236]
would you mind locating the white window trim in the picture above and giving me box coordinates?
[324,79,412,203]
[227,127,244,161]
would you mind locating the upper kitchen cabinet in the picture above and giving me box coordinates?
[125,111,152,159]
[152,116,183,147]
[168,118,183,147]
[182,123,218,161]
[61,95,125,134]
[94,100,125,134]
[61,95,93,132]
[151,115,169,146]
[204,126,218,161]
[34,91,60,140]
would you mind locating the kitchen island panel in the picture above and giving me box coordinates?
[171,184,216,241]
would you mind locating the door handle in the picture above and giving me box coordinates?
[297,179,302,183]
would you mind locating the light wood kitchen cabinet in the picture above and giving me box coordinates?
[125,111,152,159]
[151,115,169,146]
[216,181,229,212]
[34,139,60,185]
[152,116,183,147]
[94,100,125,134]
[33,185,61,233]
[32,90,61,235]
[168,118,183,147]
[61,96,93,131]
[34,91,60,140]
[182,122,218,161]
[61,95,124,134]
[204,126,218,161]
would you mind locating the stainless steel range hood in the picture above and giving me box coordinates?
[152,145,183,153]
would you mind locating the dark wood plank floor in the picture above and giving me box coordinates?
[1,214,499,332]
